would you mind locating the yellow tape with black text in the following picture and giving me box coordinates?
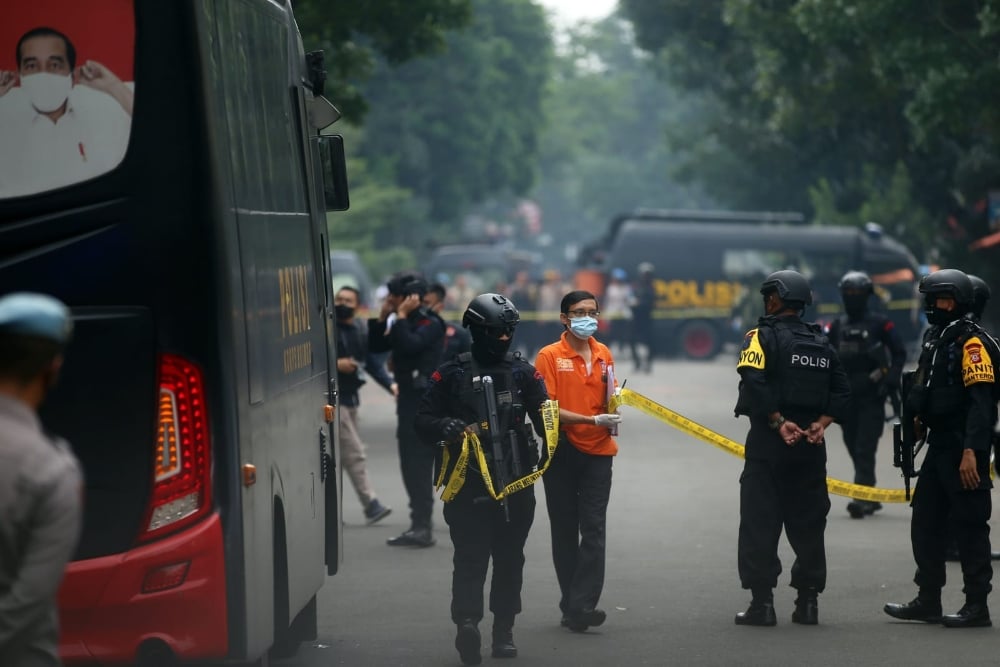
[608,388,912,504]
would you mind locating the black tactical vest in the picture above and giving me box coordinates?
[455,352,538,471]
[835,316,886,374]
[769,318,833,414]
[910,319,1000,421]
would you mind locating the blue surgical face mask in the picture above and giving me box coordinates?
[568,316,598,340]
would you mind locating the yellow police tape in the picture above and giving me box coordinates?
[608,388,912,504]
[436,399,561,502]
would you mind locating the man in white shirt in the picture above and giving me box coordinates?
[0,27,133,197]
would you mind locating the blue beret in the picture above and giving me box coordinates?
[0,292,73,344]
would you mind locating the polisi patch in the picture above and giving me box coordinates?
[791,353,830,369]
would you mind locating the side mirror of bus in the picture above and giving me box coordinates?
[317,135,349,211]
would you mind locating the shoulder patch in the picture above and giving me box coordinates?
[962,336,995,387]
[738,329,766,370]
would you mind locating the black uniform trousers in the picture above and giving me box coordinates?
[840,388,885,487]
[543,437,613,614]
[912,446,993,601]
[738,436,831,593]
[397,389,437,531]
[443,474,535,624]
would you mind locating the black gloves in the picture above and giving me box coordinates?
[441,418,467,443]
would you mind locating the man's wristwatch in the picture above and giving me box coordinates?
[768,415,786,430]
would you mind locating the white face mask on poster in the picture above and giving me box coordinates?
[20,72,73,113]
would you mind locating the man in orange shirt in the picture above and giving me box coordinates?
[534,290,622,633]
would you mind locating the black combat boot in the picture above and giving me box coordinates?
[792,588,819,625]
[883,590,942,623]
[491,615,517,658]
[455,618,481,665]
[942,600,992,628]
[735,588,776,627]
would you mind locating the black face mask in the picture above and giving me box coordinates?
[334,304,355,321]
[842,294,868,319]
[471,327,513,364]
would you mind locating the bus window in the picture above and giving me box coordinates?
[0,1,134,198]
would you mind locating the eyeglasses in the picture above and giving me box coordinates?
[566,309,600,319]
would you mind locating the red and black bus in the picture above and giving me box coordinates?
[0,0,348,663]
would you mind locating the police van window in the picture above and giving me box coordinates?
[0,1,135,199]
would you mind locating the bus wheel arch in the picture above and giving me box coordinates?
[678,320,721,360]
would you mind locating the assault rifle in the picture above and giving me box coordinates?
[891,370,924,500]
[482,376,511,521]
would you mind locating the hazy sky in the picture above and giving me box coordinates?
[538,0,617,24]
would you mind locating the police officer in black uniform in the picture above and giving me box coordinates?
[369,270,446,547]
[884,269,998,627]
[415,294,549,666]
[734,270,850,627]
[826,271,906,518]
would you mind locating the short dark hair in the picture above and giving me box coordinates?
[17,27,76,71]
[427,283,447,301]
[0,333,63,384]
[561,290,599,314]
[336,285,361,301]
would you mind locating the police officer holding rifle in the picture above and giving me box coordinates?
[885,269,999,628]
[416,294,549,665]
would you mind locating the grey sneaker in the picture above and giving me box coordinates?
[365,499,392,525]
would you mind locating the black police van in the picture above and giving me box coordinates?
[577,209,922,360]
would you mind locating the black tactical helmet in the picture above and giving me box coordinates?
[386,270,428,298]
[968,274,991,318]
[918,269,974,309]
[462,293,520,332]
[838,271,873,295]
[760,270,813,306]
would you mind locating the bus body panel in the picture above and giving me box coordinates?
[58,514,228,663]
[1,0,341,662]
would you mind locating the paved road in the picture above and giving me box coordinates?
[277,352,1000,667]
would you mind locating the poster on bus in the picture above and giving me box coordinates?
[0,0,134,198]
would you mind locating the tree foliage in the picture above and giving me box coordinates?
[535,16,714,244]
[619,0,1000,267]
[294,0,472,121]
[355,0,554,223]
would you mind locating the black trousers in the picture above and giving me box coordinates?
[840,390,885,487]
[397,391,436,530]
[443,476,535,624]
[738,453,831,593]
[912,447,993,601]
[542,439,613,614]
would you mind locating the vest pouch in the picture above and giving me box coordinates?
[780,336,831,413]
[923,384,964,418]
[904,383,927,415]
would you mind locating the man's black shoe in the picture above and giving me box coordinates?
[564,608,606,632]
[491,630,517,658]
[791,592,818,625]
[942,603,991,628]
[386,528,436,547]
[734,601,776,626]
[455,619,481,665]
[846,501,866,519]
[863,501,883,515]
[883,597,942,623]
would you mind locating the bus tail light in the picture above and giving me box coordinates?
[138,354,212,543]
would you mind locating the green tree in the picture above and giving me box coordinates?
[294,0,472,121]
[619,0,1000,269]
[535,16,714,245]
[355,0,554,223]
